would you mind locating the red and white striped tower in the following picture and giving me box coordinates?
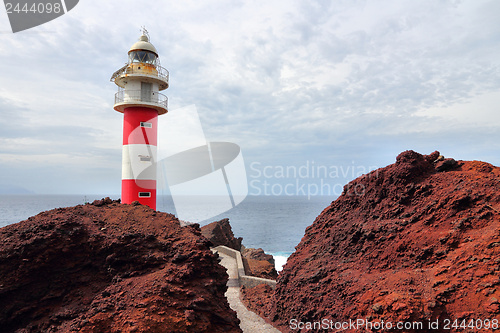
[110,29,169,209]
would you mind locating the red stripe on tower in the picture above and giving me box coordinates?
[123,107,158,145]
[110,28,169,210]
[121,179,156,209]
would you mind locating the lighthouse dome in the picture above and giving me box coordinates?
[128,33,159,65]
[129,34,158,55]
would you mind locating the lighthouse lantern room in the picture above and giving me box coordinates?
[110,29,169,209]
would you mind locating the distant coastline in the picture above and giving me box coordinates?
[0,185,35,195]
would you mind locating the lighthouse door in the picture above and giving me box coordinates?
[141,82,152,103]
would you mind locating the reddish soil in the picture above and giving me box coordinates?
[241,284,275,319]
[248,150,500,332]
[0,199,241,333]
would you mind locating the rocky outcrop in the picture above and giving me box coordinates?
[0,199,241,333]
[242,248,275,265]
[201,218,242,251]
[269,151,500,332]
[241,248,278,280]
[202,219,278,280]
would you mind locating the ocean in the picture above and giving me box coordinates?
[0,194,334,270]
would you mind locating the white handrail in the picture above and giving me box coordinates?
[114,90,168,109]
[110,64,169,84]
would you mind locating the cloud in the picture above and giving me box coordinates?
[0,0,499,194]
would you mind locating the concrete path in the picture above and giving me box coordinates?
[217,252,281,333]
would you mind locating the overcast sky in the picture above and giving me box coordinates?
[0,0,499,195]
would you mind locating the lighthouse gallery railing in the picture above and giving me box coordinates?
[114,90,168,109]
[110,64,169,85]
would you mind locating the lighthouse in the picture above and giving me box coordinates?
[110,29,169,210]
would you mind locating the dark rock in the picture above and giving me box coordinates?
[0,203,241,333]
[436,158,458,172]
[392,150,435,181]
[425,151,441,163]
[242,248,275,265]
[241,248,278,279]
[91,197,114,207]
[201,218,242,251]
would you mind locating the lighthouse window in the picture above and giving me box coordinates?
[140,122,152,128]
[138,192,151,198]
[129,50,157,65]
[139,155,151,162]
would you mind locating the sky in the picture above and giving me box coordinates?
[0,0,499,196]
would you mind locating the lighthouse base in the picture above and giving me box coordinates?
[122,179,156,210]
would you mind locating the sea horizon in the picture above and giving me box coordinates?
[0,194,335,270]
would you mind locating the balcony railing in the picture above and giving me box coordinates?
[114,90,168,109]
[110,64,169,85]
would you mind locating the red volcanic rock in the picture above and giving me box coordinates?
[0,199,241,333]
[201,218,242,251]
[242,258,278,280]
[270,151,500,332]
[242,247,275,265]
[242,248,278,280]
[241,284,274,319]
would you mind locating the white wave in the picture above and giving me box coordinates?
[269,252,292,271]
